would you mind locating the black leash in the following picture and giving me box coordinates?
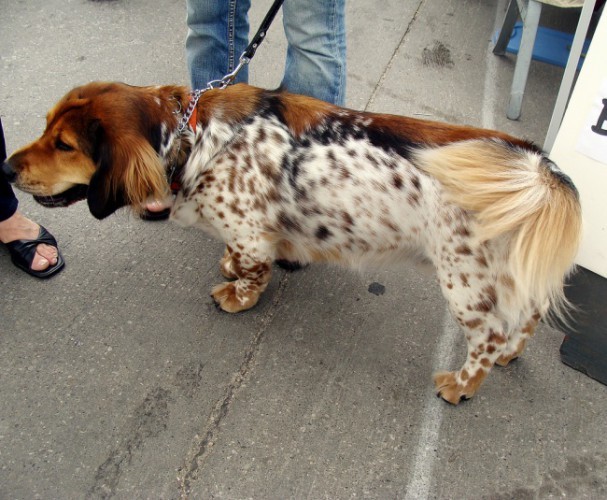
[214,0,285,88]
[243,0,285,61]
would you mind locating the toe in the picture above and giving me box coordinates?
[31,243,58,271]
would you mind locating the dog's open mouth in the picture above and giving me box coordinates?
[34,184,88,208]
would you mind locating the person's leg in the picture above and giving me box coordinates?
[281,0,346,105]
[185,0,251,89]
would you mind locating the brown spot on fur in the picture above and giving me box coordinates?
[372,180,388,193]
[266,187,281,203]
[380,217,399,233]
[460,273,470,287]
[257,127,267,143]
[476,254,488,268]
[474,299,494,312]
[408,193,420,206]
[465,318,483,329]
[339,165,351,180]
[455,244,472,255]
[203,173,216,183]
[365,152,380,169]
[258,157,281,183]
[482,285,497,306]
[480,357,492,368]
[488,330,507,345]
[453,225,470,237]
[231,139,246,153]
[521,320,537,335]
[228,201,245,218]
[342,211,354,228]
[252,198,267,213]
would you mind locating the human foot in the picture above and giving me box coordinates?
[0,211,63,276]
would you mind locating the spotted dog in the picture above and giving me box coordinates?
[3,82,582,403]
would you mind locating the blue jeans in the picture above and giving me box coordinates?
[185,0,346,106]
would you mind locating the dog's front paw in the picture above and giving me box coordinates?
[211,281,260,313]
[433,370,485,405]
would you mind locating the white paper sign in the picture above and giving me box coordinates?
[550,8,607,277]
[576,78,607,165]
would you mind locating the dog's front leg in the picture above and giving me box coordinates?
[212,246,272,313]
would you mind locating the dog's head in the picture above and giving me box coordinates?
[2,82,179,219]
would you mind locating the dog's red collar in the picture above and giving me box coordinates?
[187,100,198,132]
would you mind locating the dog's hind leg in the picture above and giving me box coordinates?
[434,311,508,404]
[433,271,511,404]
[219,246,238,280]
[212,245,273,313]
[495,310,541,367]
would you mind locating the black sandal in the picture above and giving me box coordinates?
[5,225,65,278]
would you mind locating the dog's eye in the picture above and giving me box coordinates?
[55,139,74,152]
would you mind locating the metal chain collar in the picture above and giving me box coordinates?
[175,54,251,135]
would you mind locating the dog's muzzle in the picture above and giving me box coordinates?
[33,185,89,208]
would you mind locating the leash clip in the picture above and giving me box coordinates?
[207,53,252,90]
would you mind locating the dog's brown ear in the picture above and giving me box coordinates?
[87,121,168,219]
[87,121,127,219]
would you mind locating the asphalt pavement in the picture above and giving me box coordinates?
[1,0,606,498]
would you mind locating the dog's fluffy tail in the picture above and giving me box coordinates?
[416,139,582,319]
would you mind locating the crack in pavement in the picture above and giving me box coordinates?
[363,0,425,112]
[177,271,290,497]
[88,387,173,499]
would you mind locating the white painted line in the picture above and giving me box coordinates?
[404,309,460,500]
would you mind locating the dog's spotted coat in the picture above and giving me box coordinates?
[4,82,582,403]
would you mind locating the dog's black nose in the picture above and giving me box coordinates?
[2,161,17,183]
